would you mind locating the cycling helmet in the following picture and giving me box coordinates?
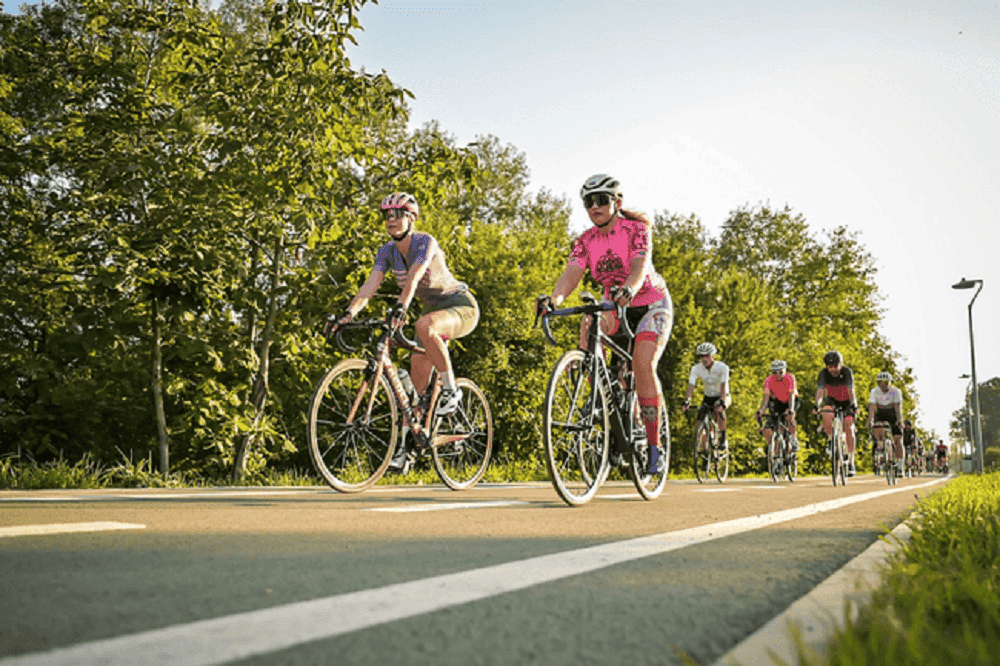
[904,419,912,427]
[379,192,419,218]
[770,359,787,372]
[823,350,842,366]
[876,371,892,382]
[580,174,622,200]
[696,342,717,357]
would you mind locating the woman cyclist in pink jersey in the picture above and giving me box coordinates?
[754,359,799,451]
[325,192,479,417]
[536,174,673,474]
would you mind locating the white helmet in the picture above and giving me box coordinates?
[695,342,717,357]
[579,174,621,200]
[876,371,892,382]
[770,359,787,372]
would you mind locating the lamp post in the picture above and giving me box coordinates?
[952,278,984,474]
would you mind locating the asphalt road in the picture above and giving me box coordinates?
[0,473,950,665]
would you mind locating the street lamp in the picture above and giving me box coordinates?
[952,277,984,474]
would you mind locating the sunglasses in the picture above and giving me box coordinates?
[583,193,614,209]
[382,209,409,220]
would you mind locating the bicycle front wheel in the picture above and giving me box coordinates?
[786,436,798,482]
[630,401,669,500]
[694,419,713,484]
[307,359,397,493]
[543,350,610,507]
[431,378,493,490]
[886,446,896,486]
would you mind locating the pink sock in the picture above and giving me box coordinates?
[638,395,660,449]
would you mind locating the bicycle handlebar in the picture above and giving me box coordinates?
[535,288,633,346]
[331,318,423,354]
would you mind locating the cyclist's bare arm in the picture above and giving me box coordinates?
[550,264,586,307]
[345,269,386,317]
[616,254,650,305]
[683,383,696,410]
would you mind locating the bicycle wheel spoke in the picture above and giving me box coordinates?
[432,379,493,490]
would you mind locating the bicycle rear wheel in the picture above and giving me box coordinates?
[768,431,782,483]
[694,418,714,484]
[630,401,670,500]
[715,437,729,483]
[431,378,493,490]
[543,350,610,506]
[307,359,397,493]
[785,438,798,482]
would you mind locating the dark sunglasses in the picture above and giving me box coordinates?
[382,209,409,220]
[583,193,614,209]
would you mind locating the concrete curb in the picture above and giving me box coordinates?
[714,521,912,666]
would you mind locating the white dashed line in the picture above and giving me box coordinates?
[367,500,526,512]
[0,522,145,538]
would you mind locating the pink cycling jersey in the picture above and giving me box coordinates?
[568,216,668,307]
[764,372,797,403]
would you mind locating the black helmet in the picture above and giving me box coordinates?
[823,350,842,366]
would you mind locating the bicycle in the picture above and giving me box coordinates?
[871,420,896,486]
[692,402,729,484]
[537,291,670,507]
[823,405,850,486]
[307,317,493,493]
[760,411,796,483]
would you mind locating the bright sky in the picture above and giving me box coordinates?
[5,0,997,448]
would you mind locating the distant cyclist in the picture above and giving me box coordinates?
[535,174,673,474]
[814,350,859,476]
[325,192,479,417]
[683,342,730,450]
[902,420,922,472]
[754,359,799,451]
[934,439,948,472]
[867,371,904,476]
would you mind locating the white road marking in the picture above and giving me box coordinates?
[0,522,145,538]
[0,490,329,502]
[367,500,526,512]
[695,487,741,492]
[0,477,947,666]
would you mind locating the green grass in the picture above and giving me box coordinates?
[805,472,1000,665]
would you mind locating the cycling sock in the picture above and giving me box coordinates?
[442,372,457,391]
[638,395,660,449]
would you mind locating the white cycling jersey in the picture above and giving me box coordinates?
[868,385,902,409]
[689,361,729,399]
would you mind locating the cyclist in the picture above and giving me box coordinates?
[814,350,859,476]
[682,342,730,451]
[867,371,904,475]
[324,192,479,418]
[934,439,948,472]
[535,174,673,474]
[902,420,922,473]
[754,359,799,452]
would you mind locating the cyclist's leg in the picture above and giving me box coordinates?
[821,404,835,439]
[632,305,671,471]
[413,293,478,393]
[715,400,727,446]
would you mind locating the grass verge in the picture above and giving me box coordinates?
[807,472,1000,665]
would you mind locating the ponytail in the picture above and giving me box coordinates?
[619,208,651,226]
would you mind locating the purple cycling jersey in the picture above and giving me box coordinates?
[373,231,467,307]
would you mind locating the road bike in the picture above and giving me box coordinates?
[871,420,897,486]
[760,410,797,483]
[307,317,493,492]
[537,291,669,506]
[825,405,850,486]
[692,401,729,484]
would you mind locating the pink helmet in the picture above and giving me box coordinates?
[379,192,419,218]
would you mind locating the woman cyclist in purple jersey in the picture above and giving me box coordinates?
[325,192,479,416]
[536,174,674,474]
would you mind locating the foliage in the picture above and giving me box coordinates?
[2,1,918,479]
[950,376,1000,466]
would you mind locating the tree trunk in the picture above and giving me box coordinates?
[232,235,284,478]
[151,296,169,473]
